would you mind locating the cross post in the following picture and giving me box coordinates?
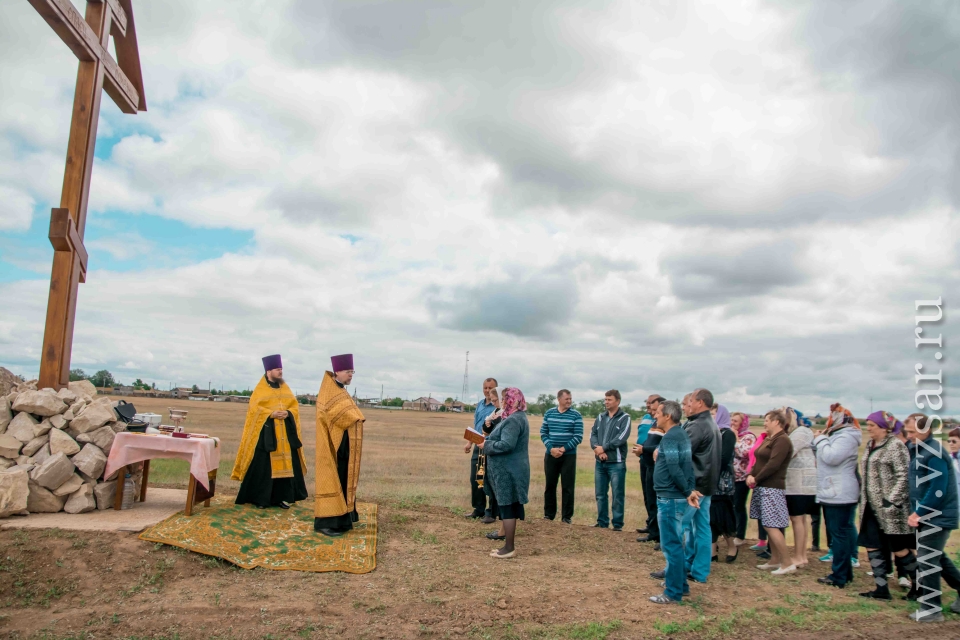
[28,0,146,389]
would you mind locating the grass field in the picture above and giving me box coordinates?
[1,398,959,639]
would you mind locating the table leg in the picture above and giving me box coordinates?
[140,460,150,502]
[113,465,126,510]
[204,469,217,507]
[185,474,196,516]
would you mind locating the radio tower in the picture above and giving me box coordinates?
[461,351,469,403]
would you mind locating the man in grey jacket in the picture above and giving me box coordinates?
[682,389,721,583]
[590,389,632,531]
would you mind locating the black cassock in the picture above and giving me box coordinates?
[235,414,308,508]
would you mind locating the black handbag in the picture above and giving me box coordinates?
[114,400,138,423]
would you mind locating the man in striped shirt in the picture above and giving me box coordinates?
[540,389,584,524]
[590,389,632,531]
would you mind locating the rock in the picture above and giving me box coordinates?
[30,451,76,490]
[16,455,31,465]
[56,387,79,405]
[107,421,126,434]
[70,402,114,433]
[0,367,21,396]
[0,434,22,459]
[71,444,107,480]
[94,479,117,510]
[69,400,85,415]
[54,473,84,497]
[77,469,97,484]
[48,414,67,430]
[49,428,81,456]
[77,426,115,454]
[0,468,30,517]
[8,463,35,474]
[27,481,67,513]
[0,396,11,434]
[34,418,53,438]
[61,407,75,422]
[30,443,51,466]
[7,412,39,443]
[0,457,13,471]
[22,435,49,457]
[63,482,96,513]
[12,389,67,417]
[68,379,97,399]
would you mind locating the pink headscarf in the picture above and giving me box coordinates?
[736,413,751,438]
[747,431,767,473]
[501,387,527,419]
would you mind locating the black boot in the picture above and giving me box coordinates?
[860,549,892,599]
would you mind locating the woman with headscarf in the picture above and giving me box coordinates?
[731,412,755,548]
[785,407,818,568]
[857,411,914,600]
[748,409,794,574]
[711,405,738,562]
[478,387,530,559]
[813,414,861,588]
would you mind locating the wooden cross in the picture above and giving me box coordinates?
[28,0,146,390]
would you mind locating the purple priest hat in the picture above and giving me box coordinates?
[262,354,282,371]
[331,353,353,372]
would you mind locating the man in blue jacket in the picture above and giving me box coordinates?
[906,413,960,622]
[590,389,632,531]
[465,378,499,521]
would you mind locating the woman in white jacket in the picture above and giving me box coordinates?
[784,408,818,568]
[812,415,862,588]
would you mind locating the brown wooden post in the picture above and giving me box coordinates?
[28,0,146,389]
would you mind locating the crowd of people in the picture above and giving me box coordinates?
[464,382,960,623]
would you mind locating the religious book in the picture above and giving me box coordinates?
[463,428,485,445]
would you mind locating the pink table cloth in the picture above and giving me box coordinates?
[104,432,221,490]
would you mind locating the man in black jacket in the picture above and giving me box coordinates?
[682,388,721,583]
[590,389,632,531]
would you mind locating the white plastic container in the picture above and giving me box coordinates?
[135,413,162,427]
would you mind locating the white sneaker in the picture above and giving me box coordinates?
[756,563,781,571]
[772,565,797,575]
[899,576,911,588]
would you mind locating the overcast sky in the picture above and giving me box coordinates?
[1,0,956,417]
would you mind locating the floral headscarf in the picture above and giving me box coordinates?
[733,412,751,437]
[715,405,731,430]
[867,411,897,431]
[501,387,527,419]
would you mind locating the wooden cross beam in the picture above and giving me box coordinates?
[28,0,146,390]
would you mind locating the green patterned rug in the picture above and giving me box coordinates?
[139,496,377,573]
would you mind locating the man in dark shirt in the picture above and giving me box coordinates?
[649,400,699,605]
[590,389,632,531]
[682,388,721,584]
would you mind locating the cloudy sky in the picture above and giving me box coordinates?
[1,0,956,417]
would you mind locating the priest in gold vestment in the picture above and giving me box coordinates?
[232,354,308,509]
[315,353,365,536]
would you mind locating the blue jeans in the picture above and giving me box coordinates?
[684,494,712,582]
[658,497,695,601]
[822,503,857,585]
[595,461,626,528]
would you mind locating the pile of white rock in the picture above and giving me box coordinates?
[0,378,138,518]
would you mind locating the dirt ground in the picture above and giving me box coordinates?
[1,400,958,639]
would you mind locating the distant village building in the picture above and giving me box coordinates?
[171,387,193,399]
[402,397,443,411]
[445,400,465,413]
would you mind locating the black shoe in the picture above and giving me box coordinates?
[637,535,655,542]
[481,515,497,524]
[543,516,554,520]
[859,588,892,600]
[653,543,661,551]
[725,549,739,564]
[593,523,608,528]
[637,528,649,534]
[279,501,291,510]
[613,526,622,532]
[817,576,845,588]
[711,555,719,563]
[317,528,346,537]
[650,569,665,579]
[465,511,483,519]
[485,531,506,540]
[756,550,772,560]
[903,588,918,601]
[687,573,707,584]
[561,518,572,524]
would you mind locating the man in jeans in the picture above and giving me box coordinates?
[541,389,583,524]
[649,400,699,604]
[682,388,721,583]
[634,395,665,542]
[590,389,632,531]
[905,414,960,622]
